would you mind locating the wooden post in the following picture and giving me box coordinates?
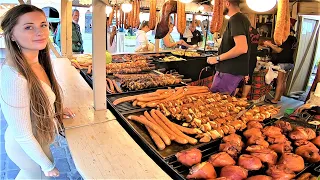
[60,0,72,58]
[92,0,107,110]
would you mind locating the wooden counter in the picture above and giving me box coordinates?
[53,58,170,179]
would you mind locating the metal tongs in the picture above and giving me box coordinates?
[235,103,255,120]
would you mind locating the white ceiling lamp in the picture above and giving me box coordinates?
[121,2,133,13]
[180,0,192,3]
[246,0,277,12]
[198,5,204,12]
[106,5,112,15]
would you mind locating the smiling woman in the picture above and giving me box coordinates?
[0,4,74,179]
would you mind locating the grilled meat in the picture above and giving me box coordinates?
[246,175,272,180]
[251,148,278,165]
[220,166,248,180]
[262,126,282,137]
[186,162,217,179]
[278,153,305,172]
[247,121,263,129]
[244,128,263,139]
[275,120,292,133]
[269,141,293,154]
[289,127,316,141]
[176,148,202,167]
[208,152,236,167]
[266,164,296,180]
[238,154,262,171]
[312,135,320,148]
[295,142,320,163]
[267,134,288,144]
[247,136,269,148]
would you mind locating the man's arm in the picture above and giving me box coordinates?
[207,35,248,64]
[265,41,283,53]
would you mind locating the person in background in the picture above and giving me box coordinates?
[135,21,154,52]
[207,0,251,95]
[180,23,203,49]
[236,26,260,98]
[106,17,117,53]
[55,9,84,53]
[0,4,75,179]
[264,28,297,104]
[162,23,191,50]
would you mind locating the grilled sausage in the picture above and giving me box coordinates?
[128,115,171,145]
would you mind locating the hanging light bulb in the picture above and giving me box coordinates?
[180,0,192,3]
[198,5,204,12]
[106,5,112,15]
[121,2,132,13]
[246,0,277,12]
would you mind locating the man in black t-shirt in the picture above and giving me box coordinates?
[180,24,203,49]
[207,0,251,95]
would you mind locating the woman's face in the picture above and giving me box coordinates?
[11,11,49,52]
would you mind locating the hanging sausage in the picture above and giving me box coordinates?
[177,0,186,35]
[136,0,141,28]
[149,0,157,30]
[274,0,290,45]
[108,5,115,26]
[115,5,119,28]
[210,0,223,33]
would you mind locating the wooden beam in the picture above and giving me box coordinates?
[92,0,107,110]
[60,0,73,58]
[48,41,62,58]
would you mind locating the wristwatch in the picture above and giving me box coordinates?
[216,56,221,62]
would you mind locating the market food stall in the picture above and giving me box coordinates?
[65,0,320,179]
[1,0,319,179]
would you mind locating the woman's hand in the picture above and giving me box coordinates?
[176,40,183,45]
[63,107,75,119]
[44,167,60,177]
[263,41,272,47]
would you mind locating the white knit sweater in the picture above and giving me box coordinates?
[0,64,56,172]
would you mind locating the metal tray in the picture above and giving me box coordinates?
[107,91,155,115]
[164,118,318,179]
[80,69,187,95]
